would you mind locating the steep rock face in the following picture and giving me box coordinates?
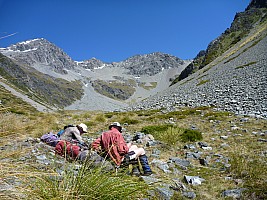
[0,38,76,74]
[77,57,106,70]
[116,52,185,76]
[172,2,267,83]
[171,50,205,85]
[247,0,267,9]
[201,4,266,68]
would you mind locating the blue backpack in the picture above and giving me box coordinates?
[56,124,75,137]
[40,132,59,147]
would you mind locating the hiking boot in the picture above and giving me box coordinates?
[143,171,153,176]
[132,166,140,176]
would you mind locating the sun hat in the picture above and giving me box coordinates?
[110,122,121,127]
[109,122,122,132]
[78,123,88,133]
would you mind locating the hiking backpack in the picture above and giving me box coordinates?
[40,132,60,147]
[57,124,75,137]
[55,140,81,160]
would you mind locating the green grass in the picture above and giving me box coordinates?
[148,108,204,121]
[120,116,139,125]
[197,79,210,86]
[141,124,174,135]
[141,125,202,145]
[0,85,38,115]
[94,114,106,123]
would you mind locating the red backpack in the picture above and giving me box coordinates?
[55,140,80,160]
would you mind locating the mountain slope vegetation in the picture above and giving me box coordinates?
[0,53,83,109]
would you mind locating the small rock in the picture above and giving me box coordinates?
[221,188,246,198]
[202,146,212,150]
[140,175,160,185]
[220,136,228,140]
[184,175,205,185]
[182,191,196,199]
[171,178,187,191]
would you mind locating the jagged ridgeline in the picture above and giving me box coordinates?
[0,53,83,109]
[171,0,267,85]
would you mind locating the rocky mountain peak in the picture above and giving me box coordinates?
[8,38,47,51]
[116,52,185,76]
[75,52,187,77]
[76,57,107,70]
[0,38,76,74]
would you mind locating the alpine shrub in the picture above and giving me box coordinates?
[180,129,203,142]
[141,124,173,135]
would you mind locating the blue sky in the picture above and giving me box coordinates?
[0,0,250,62]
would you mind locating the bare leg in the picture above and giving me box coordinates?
[127,142,132,149]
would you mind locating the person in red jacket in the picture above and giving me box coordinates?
[92,122,152,175]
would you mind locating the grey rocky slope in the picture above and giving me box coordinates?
[129,25,267,119]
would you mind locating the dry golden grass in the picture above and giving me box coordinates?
[0,107,266,199]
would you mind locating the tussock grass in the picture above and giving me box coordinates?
[141,125,202,145]
[94,113,106,123]
[120,116,139,125]
[26,161,149,200]
[152,126,184,146]
[229,145,267,199]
